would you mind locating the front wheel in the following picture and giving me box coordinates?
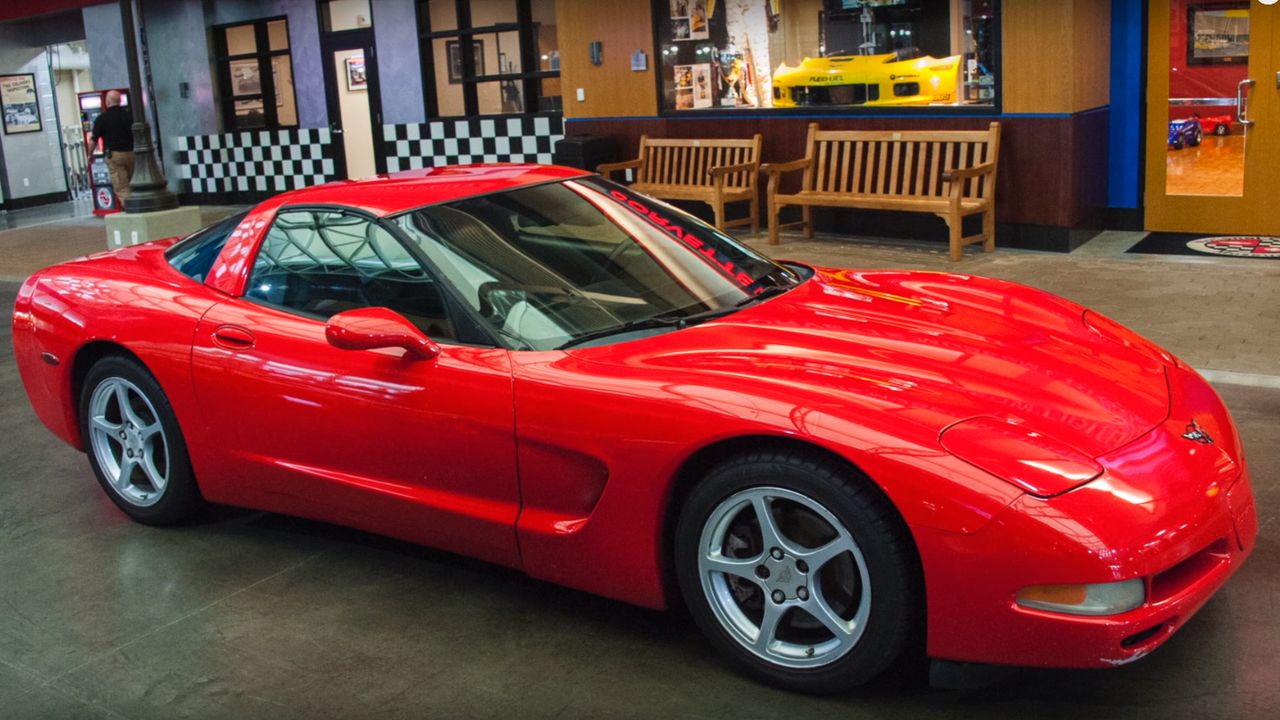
[674,452,919,693]
[80,355,204,525]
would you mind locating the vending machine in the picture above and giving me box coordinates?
[78,88,129,216]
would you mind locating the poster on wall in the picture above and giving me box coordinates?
[1187,5,1250,65]
[345,55,367,91]
[691,64,713,108]
[669,0,708,41]
[674,63,694,109]
[229,59,260,96]
[1,74,41,135]
[689,0,710,39]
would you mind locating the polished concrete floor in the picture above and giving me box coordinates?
[1,219,1278,718]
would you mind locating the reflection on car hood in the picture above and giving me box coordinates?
[568,268,1170,458]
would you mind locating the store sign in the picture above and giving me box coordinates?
[1185,236,1280,258]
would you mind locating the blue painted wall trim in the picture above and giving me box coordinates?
[1108,0,1143,209]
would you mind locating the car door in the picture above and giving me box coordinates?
[190,208,520,568]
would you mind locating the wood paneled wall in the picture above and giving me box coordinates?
[555,0,658,119]
[1002,0,1111,114]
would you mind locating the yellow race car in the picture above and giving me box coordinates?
[772,53,960,107]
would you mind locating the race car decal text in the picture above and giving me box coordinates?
[608,190,756,289]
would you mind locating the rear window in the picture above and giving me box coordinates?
[166,211,248,282]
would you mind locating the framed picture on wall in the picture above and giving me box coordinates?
[345,55,367,91]
[1187,4,1250,65]
[446,39,484,84]
[1,73,42,135]
[229,59,261,96]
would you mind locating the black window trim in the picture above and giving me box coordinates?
[212,15,298,130]
[416,0,561,118]
[240,203,502,349]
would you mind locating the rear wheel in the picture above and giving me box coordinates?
[80,355,204,525]
[674,452,918,693]
[1214,123,1229,136]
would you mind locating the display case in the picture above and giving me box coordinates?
[655,0,998,114]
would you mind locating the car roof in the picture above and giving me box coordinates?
[268,163,592,216]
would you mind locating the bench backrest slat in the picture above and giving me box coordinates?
[638,135,761,190]
[804,123,1000,201]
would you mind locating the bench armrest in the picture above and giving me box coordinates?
[597,158,642,177]
[941,161,996,182]
[761,158,812,175]
[707,161,759,178]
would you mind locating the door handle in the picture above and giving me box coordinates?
[1237,79,1256,127]
[211,325,256,350]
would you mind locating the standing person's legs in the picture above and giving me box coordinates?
[108,151,135,203]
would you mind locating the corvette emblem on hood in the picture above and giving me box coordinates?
[1182,420,1214,445]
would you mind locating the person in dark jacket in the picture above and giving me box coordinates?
[89,90,134,202]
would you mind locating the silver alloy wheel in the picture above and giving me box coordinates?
[87,377,170,507]
[697,486,872,669]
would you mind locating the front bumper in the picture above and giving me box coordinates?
[919,364,1257,669]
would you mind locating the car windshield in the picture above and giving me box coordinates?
[389,176,801,350]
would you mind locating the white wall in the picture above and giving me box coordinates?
[0,30,70,202]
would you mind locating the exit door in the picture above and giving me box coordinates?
[321,30,384,180]
[1145,0,1280,234]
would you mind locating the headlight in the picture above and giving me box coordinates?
[939,417,1102,497]
[1015,579,1145,616]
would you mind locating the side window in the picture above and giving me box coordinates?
[166,211,248,282]
[244,210,458,341]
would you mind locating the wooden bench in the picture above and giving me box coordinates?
[598,134,762,233]
[763,122,1001,261]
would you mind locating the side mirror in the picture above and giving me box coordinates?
[325,307,440,360]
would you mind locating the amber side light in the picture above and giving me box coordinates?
[1016,584,1088,606]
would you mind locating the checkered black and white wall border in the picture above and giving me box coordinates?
[175,128,339,197]
[383,115,564,171]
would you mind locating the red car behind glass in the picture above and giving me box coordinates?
[12,165,1256,693]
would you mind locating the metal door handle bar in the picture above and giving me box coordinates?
[1237,79,1255,127]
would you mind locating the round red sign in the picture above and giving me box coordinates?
[1186,236,1280,258]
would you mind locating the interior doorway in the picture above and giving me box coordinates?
[1145,0,1280,234]
[321,31,383,180]
[48,40,94,203]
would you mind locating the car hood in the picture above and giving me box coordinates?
[568,267,1170,459]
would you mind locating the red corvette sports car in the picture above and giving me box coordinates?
[13,165,1256,693]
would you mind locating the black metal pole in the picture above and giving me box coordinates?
[119,0,178,212]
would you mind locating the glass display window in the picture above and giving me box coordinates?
[655,0,998,113]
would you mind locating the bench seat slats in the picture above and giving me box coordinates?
[599,133,762,233]
[766,122,1001,261]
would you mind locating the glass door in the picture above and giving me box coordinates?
[1145,0,1280,234]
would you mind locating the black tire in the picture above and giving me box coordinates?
[1188,127,1203,147]
[79,355,204,525]
[1214,124,1229,136]
[674,451,919,694]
